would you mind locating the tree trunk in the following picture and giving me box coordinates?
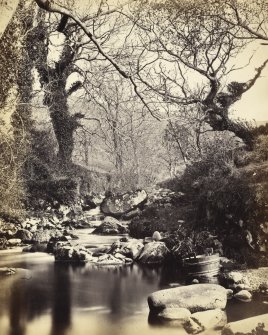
[30,17,79,171]
[206,110,254,149]
[47,80,78,170]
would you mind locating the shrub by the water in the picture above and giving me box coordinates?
[134,137,268,265]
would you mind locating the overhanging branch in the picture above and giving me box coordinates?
[35,0,160,120]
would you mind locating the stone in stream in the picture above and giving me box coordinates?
[100,190,147,217]
[32,230,54,243]
[152,231,161,241]
[188,309,227,332]
[54,243,93,262]
[7,238,21,246]
[221,271,250,287]
[92,216,128,235]
[96,253,132,265]
[0,267,31,279]
[138,241,169,264]
[158,307,191,321]
[222,313,268,335]
[0,267,16,275]
[119,239,144,260]
[148,284,227,313]
[223,271,244,283]
[234,289,252,302]
[226,289,234,299]
[183,318,204,334]
[14,229,33,243]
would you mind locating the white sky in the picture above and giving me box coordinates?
[228,44,268,122]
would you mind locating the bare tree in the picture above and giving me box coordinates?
[211,0,268,43]
[27,1,132,169]
[83,74,147,183]
[127,0,268,147]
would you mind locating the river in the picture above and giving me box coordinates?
[0,231,268,335]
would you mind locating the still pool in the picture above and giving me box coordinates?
[0,242,268,335]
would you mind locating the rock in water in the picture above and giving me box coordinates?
[120,239,144,260]
[226,289,233,299]
[183,318,204,334]
[222,314,268,335]
[138,242,169,264]
[190,309,227,330]
[32,230,54,243]
[152,231,161,241]
[100,190,147,216]
[92,216,128,235]
[14,229,33,243]
[234,290,252,302]
[148,284,227,313]
[7,238,21,246]
[158,307,191,321]
[96,254,125,265]
[54,244,92,262]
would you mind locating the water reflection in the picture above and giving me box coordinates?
[9,282,26,335]
[50,264,72,335]
[0,252,268,335]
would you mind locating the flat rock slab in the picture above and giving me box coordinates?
[222,313,268,335]
[148,284,227,313]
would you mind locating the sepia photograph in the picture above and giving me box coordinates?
[0,0,268,334]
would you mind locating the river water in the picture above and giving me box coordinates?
[0,232,268,335]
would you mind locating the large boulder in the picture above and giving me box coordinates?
[148,284,227,313]
[138,242,169,264]
[222,314,268,335]
[92,216,128,235]
[100,190,147,217]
